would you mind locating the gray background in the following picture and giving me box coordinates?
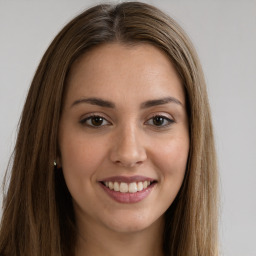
[0,0,255,255]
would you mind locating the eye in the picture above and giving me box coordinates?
[80,115,111,128]
[146,115,174,127]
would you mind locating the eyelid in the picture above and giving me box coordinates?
[79,113,112,127]
[79,112,175,128]
[145,113,175,127]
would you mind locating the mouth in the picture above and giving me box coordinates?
[99,176,157,203]
[101,180,156,193]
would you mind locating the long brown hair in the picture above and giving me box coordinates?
[0,2,218,255]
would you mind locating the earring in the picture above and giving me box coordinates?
[54,160,57,167]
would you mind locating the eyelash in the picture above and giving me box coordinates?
[145,115,174,127]
[79,114,111,128]
[80,114,174,128]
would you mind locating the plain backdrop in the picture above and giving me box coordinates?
[0,0,256,255]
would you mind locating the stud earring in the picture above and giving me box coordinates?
[54,160,57,167]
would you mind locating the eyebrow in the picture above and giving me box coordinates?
[71,96,183,109]
[71,97,115,108]
[140,97,183,108]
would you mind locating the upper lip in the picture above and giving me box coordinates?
[99,175,156,183]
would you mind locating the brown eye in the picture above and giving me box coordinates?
[80,115,110,128]
[153,116,165,126]
[146,115,174,128]
[91,116,104,126]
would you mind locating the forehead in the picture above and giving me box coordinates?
[64,42,185,107]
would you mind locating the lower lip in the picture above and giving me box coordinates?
[99,183,156,203]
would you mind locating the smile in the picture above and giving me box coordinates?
[99,176,157,203]
[103,181,152,193]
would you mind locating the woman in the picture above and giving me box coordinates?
[0,2,218,256]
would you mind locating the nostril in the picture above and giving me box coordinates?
[114,159,143,168]
[109,135,147,167]
[111,149,147,168]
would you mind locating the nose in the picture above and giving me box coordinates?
[110,124,147,168]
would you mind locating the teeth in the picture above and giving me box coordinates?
[103,180,152,193]
[114,181,119,191]
[137,182,143,191]
[120,182,128,193]
[129,182,137,193]
[109,181,114,190]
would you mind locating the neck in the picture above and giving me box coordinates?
[75,213,165,256]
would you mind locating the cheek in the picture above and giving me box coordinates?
[154,136,189,209]
[60,135,107,180]
[59,135,109,206]
[154,134,189,179]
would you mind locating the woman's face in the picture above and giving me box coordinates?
[59,43,189,234]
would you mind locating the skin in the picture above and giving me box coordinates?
[58,43,190,256]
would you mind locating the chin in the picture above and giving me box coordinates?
[101,210,163,234]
